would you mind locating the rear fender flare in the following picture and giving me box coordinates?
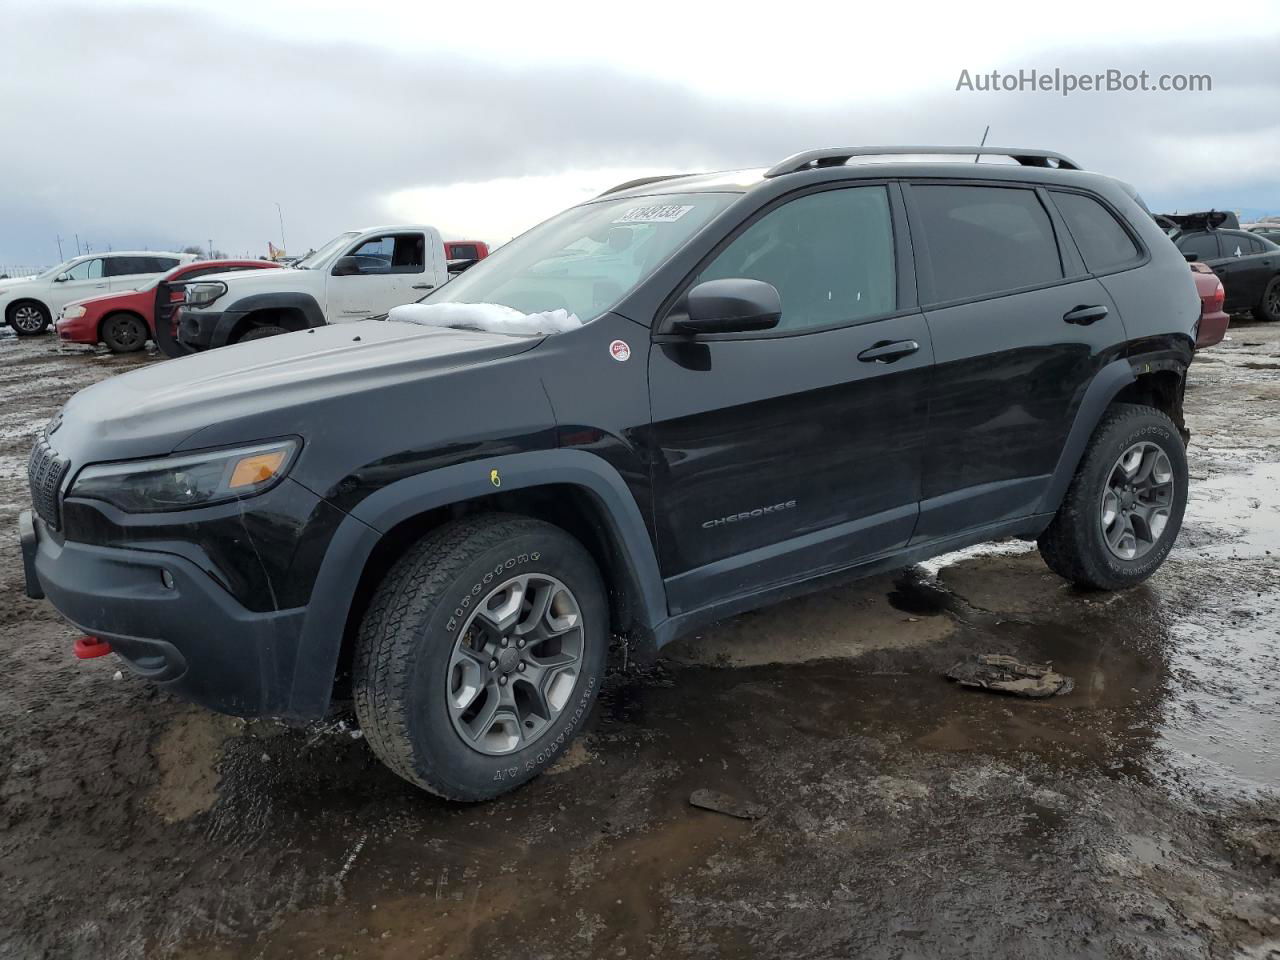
[286,449,667,718]
[1038,358,1137,516]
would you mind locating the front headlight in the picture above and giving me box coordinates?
[69,439,300,513]
[62,305,87,319]
[185,281,227,309]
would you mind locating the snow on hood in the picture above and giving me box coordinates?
[387,302,582,336]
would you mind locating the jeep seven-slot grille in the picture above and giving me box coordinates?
[28,435,69,530]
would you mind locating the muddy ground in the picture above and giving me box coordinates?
[1,324,1279,960]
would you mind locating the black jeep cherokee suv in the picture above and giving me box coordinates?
[21,146,1198,800]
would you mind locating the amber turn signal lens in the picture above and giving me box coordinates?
[228,450,288,489]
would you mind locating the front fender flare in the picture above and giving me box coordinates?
[212,292,326,347]
[285,449,667,719]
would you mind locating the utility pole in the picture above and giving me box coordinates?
[208,239,214,260]
[275,202,287,253]
[74,233,81,256]
[56,235,64,259]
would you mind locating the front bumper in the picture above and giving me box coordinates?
[177,307,223,348]
[55,316,97,344]
[23,510,309,717]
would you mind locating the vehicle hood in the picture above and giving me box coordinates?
[53,320,543,464]
[0,276,37,292]
[184,265,302,301]
[63,289,144,311]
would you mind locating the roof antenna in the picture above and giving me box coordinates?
[975,125,990,163]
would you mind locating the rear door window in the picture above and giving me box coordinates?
[912,184,1063,303]
[1051,191,1142,273]
[104,256,146,277]
[697,185,897,331]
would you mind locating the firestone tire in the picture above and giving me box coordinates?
[353,514,608,801]
[101,312,149,353]
[1038,403,1188,591]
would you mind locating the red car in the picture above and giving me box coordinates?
[55,259,280,353]
[1190,261,1229,348]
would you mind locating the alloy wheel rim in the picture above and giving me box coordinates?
[12,306,43,332]
[1268,282,1280,316]
[1100,440,1174,561]
[115,321,142,348]
[446,573,584,756]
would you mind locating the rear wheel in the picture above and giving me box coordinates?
[353,514,608,801]
[1038,403,1188,590]
[1253,276,1280,322]
[7,301,50,336]
[101,312,148,353]
[236,324,288,342]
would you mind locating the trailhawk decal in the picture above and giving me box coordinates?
[702,500,798,530]
[609,340,631,362]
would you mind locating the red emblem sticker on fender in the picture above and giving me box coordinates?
[609,340,631,362]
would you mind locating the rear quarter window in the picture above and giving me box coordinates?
[1052,191,1142,273]
[912,184,1063,303]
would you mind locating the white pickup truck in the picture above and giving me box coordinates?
[172,225,451,354]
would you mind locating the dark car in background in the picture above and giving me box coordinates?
[1169,213,1280,322]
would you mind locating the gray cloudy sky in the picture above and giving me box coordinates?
[2,0,1278,265]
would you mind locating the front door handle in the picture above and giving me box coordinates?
[411,283,435,290]
[1063,304,1108,325]
[857,339,919,363]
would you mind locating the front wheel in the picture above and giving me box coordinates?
[1253,276,1280,322]
[101,312,149,353]
[353,514,608,801]
[236,324,288,343]
[1038,403,1188,590]
[7,301,50,336]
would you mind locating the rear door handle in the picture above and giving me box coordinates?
[857,339,919,363]
[411,283,435,290]
[1063,304,1108,325]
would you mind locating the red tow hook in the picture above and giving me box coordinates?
[74,636,113,659]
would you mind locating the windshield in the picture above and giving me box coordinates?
[295,231,359,269]
[35,258,79,280]
[428,192,738,320]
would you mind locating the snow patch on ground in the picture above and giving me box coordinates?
[388,302,581,336]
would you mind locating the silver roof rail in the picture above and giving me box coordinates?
[763,146,1082,178]
[595,174,691,198]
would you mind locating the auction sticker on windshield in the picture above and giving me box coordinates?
[613,205,694,224]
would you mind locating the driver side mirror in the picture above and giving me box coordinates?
[331,256,362,277]
[54,273,70,282]
[1183,252,1198,263]
[672,278,782,335]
